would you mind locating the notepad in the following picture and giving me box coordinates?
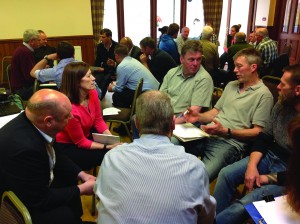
[103,107,121,116]
[173,123,209,142]
[92,133,120,145]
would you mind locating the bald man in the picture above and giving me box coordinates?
[119,36,142,61]
[0,89,95,224]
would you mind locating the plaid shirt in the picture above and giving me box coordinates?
[256,37,278,68]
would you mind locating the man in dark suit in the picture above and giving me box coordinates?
[120,36,142,61]
[0,89,96,224]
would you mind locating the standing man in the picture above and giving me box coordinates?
[213,64,300,224]
[108,44,159,108]
[139,37,177,84]
[94,28,118,99]
[119,36,142,61]
[255,27,278,76]
[34,30,56,67]
[0,89,95,224]
[10,29,40,100]
[159,23,180,64]
[96,90,216,224]
[184,48,273,182]
[176,26,190,54]
[248,31,257,47]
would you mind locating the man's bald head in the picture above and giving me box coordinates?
[120,37,133,51]
[26,89,72,137]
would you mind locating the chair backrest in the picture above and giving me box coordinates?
[269,53,289,78]
[1,56,12,84]
[130,78,144,118]
[211,87,223,108]
[6,64,12,94]
[0,191,32,224]
[262,75,281,105]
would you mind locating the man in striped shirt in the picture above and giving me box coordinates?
[95,90,216,224]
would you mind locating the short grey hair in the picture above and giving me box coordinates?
[136,90,174,136]
[23,29,39,43]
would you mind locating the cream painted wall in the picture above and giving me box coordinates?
[0,0,93,39]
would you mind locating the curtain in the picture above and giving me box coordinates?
[90,0,105,45]
[202,0,223,39]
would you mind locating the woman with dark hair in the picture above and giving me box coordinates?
[286,115,300,213]
[56,62,119,170]
[219,24,241,69]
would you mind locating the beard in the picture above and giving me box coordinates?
[278,91,299,107]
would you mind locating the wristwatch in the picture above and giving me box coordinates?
[43,55,50,62]
[227,128,231,138]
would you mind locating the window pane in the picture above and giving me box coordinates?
[186,0,204,39]
[103,0,118,41]
[282,0,291,32]
[157,0,181,40]
[293,0,300,33]
[124,0,150,46]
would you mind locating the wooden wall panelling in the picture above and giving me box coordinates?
[0,35,96,84]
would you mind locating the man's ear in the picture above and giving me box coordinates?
[250,63,257,72]
[295,84,300,96]
[134,115,139,131]
[44,116,53,127]
[171,115,176,131]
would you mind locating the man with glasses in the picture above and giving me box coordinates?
[184,48,273,182]
[11,29,40,100]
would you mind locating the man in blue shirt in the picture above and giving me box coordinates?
[107,44,159,108]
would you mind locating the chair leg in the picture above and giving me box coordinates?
[123,124,132,142]
[91,167,97,216]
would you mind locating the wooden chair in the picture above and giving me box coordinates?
[6,64,12,94]
[262,75,281,105]
[1,56,12,88]
[104,78,144,141]
[269,53,289,78]
[0,191,32,224]
[212,87,223,108]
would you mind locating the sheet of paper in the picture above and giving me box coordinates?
[92,133,120,145]
[0,112,21,129]
[103,107,121,116]
[253,195,300,224]
[173,123,209,142]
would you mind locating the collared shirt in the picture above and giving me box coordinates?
[112,56,159,92]
[256,37,278,68]
[35,58,76,88]
[160,65,213,114]
[23,42,34,52]
[96,134,216,224]
[214,80,273,150]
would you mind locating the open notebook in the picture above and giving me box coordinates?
[173,123,209,142]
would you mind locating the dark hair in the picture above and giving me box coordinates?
[158,26,168,34]
[181,40,203,56]
[286,115,300,213]
[140,37,156,49]
[57,41,74,59]
[60,62,90,104]
[231,24,241,32]
[114,44,129,57]
[100,28,112,37]
[167,23,180,36]
[283,64,300,86]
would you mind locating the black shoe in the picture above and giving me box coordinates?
[113,125,128,135]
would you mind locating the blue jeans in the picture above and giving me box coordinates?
[183,137,241,182]
[213,150,286,224]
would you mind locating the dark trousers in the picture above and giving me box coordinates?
[94,73,111,100]
[219,52,228,69]
[112,88,135,108]
[31,174,83,224]
[55,142,109,171]
[14,85,34,101]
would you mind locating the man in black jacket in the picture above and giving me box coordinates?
[0,89,95,224]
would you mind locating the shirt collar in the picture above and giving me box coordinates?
[23,42,34,52]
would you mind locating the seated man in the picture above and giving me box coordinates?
[30,41,75,89]
[213,64,300,224]
[107,44,159,108]
[132,40,213,139]
[0,89,95,224]
[95,90,216,224]
[139,37,177,84]
[10,29,40,100]
[184,48,273,182]
[119,36,141,61]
